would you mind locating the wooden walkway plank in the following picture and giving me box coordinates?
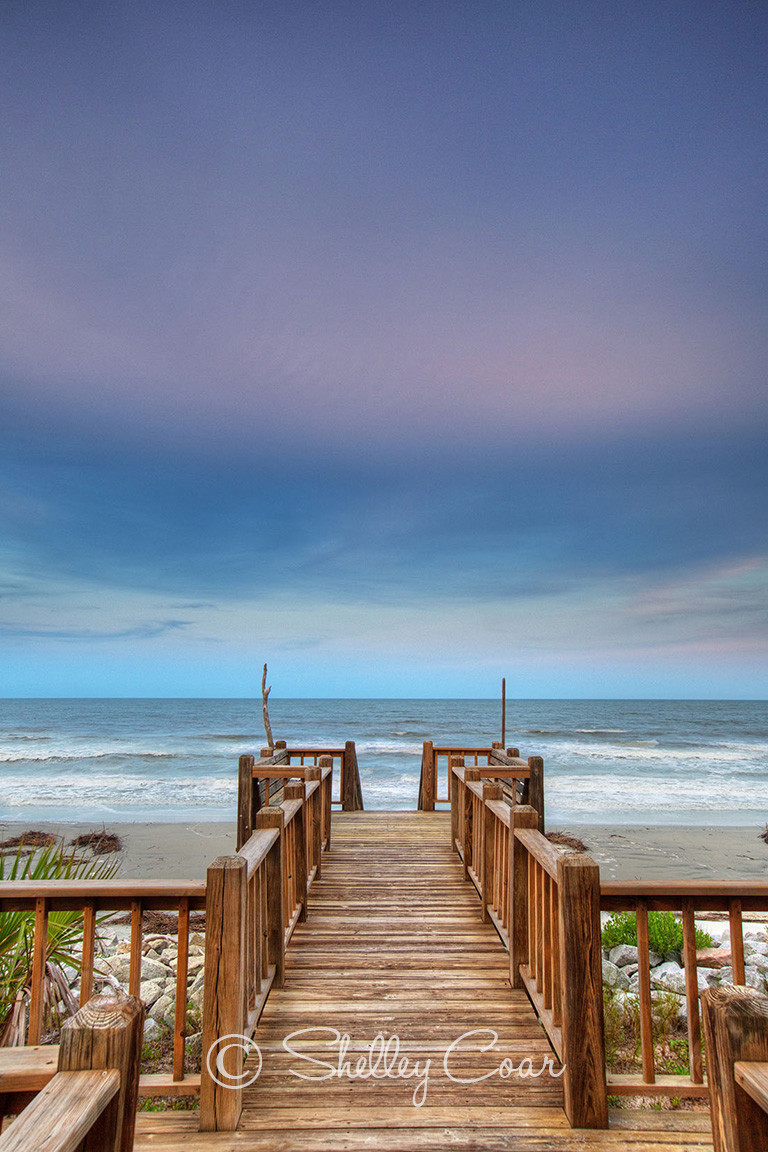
[130,811,712,1152]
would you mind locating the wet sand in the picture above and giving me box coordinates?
[1,818,767,884]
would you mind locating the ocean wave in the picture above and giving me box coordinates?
[356,740,424,754]
[546,772,768,812]
[0,749,180,764]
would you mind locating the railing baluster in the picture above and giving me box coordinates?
[80,898,96,1008]
[28,896,48,1045]
[636,899,655,1084]
[543,870,552,1010]
[128,900,143,998]
[681,898,703,1083]
[173,897,190,1082]
[730,897,746,984]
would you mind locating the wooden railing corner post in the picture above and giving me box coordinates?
[342,740,364,811]
[701,985,768,1152]
[57,988,144,1152]
[418,740,435,811]
[481,782,503,922]
[556,852,608,1129]
[527,755,545,832]
[237,754,256,851]
[285,778,308,921]
[200,855,248,1132]
[305,765,323,879]
[318,755,333,850]
[256,807,286,989]
[509,805,538,989]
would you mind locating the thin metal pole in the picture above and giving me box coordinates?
[501,677,506,747]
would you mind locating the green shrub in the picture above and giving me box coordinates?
[602,910,713,957]
[0,840,119,1045]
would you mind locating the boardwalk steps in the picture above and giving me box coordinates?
[134,812,713,1151]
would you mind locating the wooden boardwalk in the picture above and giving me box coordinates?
[134,812,713,1151]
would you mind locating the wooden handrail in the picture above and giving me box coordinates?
[0,1070,119,1152]
[702,986,768,1152]
[451,774,608,1129]
[420,740,542,824]
[200,766,331,1132]
[237,828,280,878]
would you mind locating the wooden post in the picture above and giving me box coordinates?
[501,676,506,747]
[463,767,480,878]
[701,985,768,1152]
[57,989,144,1152]
[342,740,364,811]
[256,807,286,988]
[318,755,333,850]
[450,756,462,850]
[482,782,503,922]
[557,853,608,1128]
[305,766,323,879]
[528,756,545,832]
[200,856,248,1132]
[509,805,538,989]
[285,782,308,920]
[418,740,435,811]
[237,754,255,850]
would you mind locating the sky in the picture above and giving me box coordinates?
[0,0,766,698]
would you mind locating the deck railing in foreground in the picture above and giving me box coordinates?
[0,991,142,1152]
[451,763,607,1128]
[0,768,331,1138]
[451,761,768,1127]
[701,985,768,1152]
[600,878,768,1099]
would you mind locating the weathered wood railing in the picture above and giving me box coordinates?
[200,765,332,1131]
[451,760,606,1128]
[419,740,543,829]
[0,991,143,1152]
[701,985,768,1152]
[238,741,361,847]
[600,879,768,1099]
[0,764,331,1136]
[0,879,206,1098]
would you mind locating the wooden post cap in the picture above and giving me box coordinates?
[450,755,465,766]
[260,747,272,758]
[491,741,503,749]
[305,766,322,780]
[507,747,520,758]
[274,740,287,749]
[318,755,333,766]
[465,767,481,781]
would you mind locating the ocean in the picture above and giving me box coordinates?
[0,698,766,827]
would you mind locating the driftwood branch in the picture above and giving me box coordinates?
[261,663,274,749]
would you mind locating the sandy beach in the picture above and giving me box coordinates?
[1,817,767,884]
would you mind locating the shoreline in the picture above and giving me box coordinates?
[1,817,767,883]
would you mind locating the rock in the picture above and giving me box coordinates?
[190,933,206,948]
[602,960,630,990]
[609,945,639,967]
[143,1017,163,1042]
[140,956,174,982]
[695,947,732,968]
[149,993,176,1026]
[745,966,767,991]
[749,955,768,976]
[188,971,205,998]
[187,955,205,975]
[650,961,686,996]
[186,1032,203,1069]
[745,940,768,958]
[139,978,165,1009]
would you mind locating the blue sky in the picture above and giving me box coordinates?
[1,1,766,698]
